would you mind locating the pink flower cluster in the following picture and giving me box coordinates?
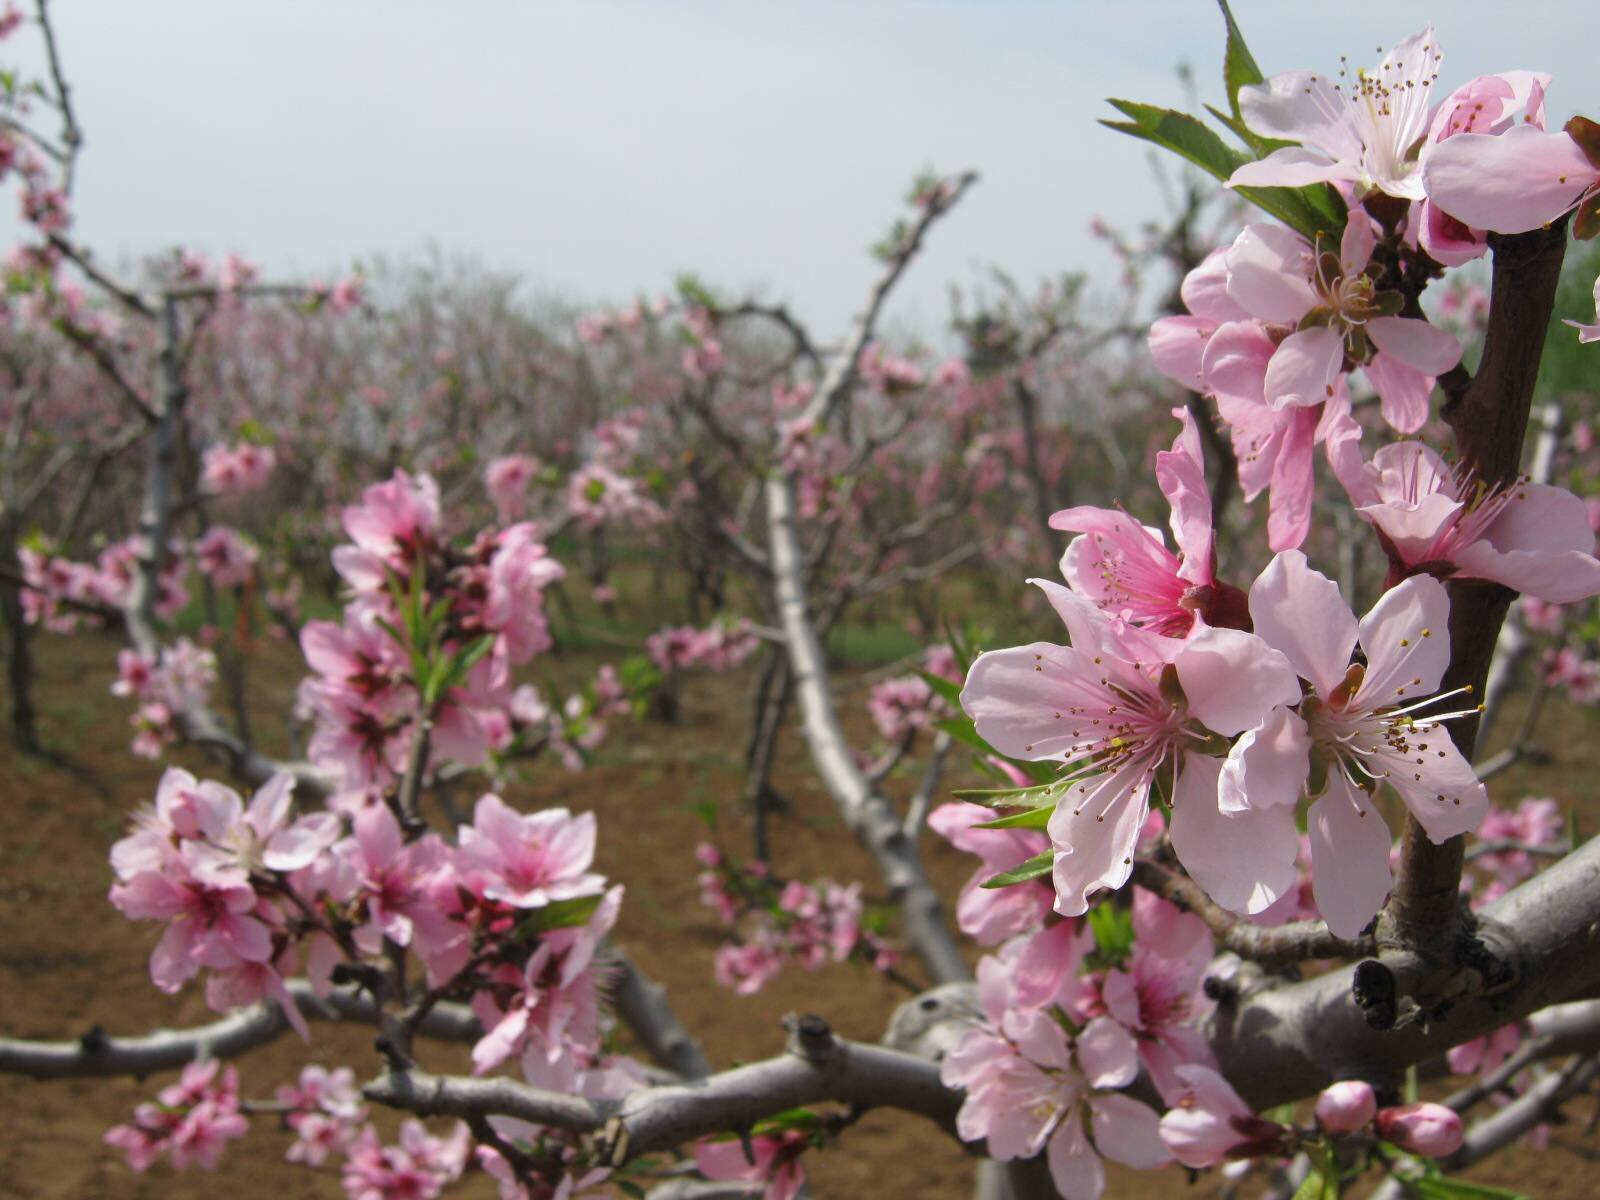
[104,1059,249,1173]
[941,923,1171,1198]
[296,470,568,800]
[108,767,645,1112]
[193,525,260,589]
[646,618,758,674]
[342,1120,471,1200]
[19,536,189,632]
[484,453,543,523]
[1468,796,1564,905]
[865,643,962,742]
[277,1064,368,1167]
[201,442,277,495]
[565,462,665,529]
[111,639,217,758]
[695,843,897,995]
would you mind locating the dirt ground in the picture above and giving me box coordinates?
[2,631,1596,1198]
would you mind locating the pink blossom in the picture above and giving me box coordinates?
[201,442,277,494]
[1099,889,1216,1101]
[193,525,259,589]
[484,454,541,523]
[1235,551,1488,937]
[332,471,442,589]
[1316,1080,1377,1134]
[1336,439,1600,603]
[1228,27,1442,201]
[942,1007,1168,1198]
[927,802,1053,945]
[456,794,603,909]
[1375,1103,1464,1157]
[694,1131,808,1200]
[1424,116,1600,238]
[961,581,1301,916]
[1159,1065,1286,1168]
[1050,407,1238,636]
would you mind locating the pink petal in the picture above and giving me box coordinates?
[1200,320,1274,408]
[1047,1121,1105,1200]
[1356,574,1453,702]
[1169,753,1299,916]
[1264,326,1343,410]
[1456,482,1600,602]
[1367,316,1461,376]
[1078,1016,1139,1090]
[962,643,1095,761]
[1237,72,1363,157]
[1229,146,1350,189]
[1248,550,1358,697]
[1174,625,1301,737]
[1266,407,1321,552]
[1219,707,1311,813]
[1383,736,1487,844]
[1048,763,1150,916]
[1362,352,1434,434]
[1088,1093,1171,1170]
[1423,125,1598,233]
[1148,316,1217,391]
[1224,225,1318,324]
[1309,779,1393,939]
[1180,249,1248,322]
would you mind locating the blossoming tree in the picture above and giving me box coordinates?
[4,4,1600,1200]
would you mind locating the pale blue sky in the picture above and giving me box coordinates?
[5,2,1595,338]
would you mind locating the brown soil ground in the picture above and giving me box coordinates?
[2,631,1597,1199]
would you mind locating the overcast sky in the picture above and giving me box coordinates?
[4,2,1594,339]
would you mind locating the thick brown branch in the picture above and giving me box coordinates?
[1379,219,1569,983]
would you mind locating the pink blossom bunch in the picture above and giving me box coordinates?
[341,1120,471,1200]
[277,1064,368,1167]
[695,846,898,995]
[860,343,926,395]
[941,936,1171,1198]
[1468,796,1564,904]
[193,524,260,589]
[201,442,277,494]
[484,453,543,523]
[679,305,724,379]
[111,638,217,758]
[564,462,665,530]
[104,1059,249,1173]
[646,618,757,674]
[296,471,572,796]
[18,535,189,630]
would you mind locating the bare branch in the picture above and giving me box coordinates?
[0,982,479,1080]
[363,1017,959,1159]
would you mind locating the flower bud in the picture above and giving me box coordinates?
[1315,1080,1376,1133]
[1375,1103,1463,1157]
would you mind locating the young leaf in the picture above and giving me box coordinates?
[980,851,1054,889]
[916,668,964,709]
[512,893,605,939]
[972,805,1054,831]
[1217,0,1264,121]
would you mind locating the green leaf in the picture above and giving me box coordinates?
[950,783,1059,807]
[1101,98,1344,241]
[1406,1178,1528,1200]
[980,851,1054,889]
[512,893,605,939]
[1289,1167,1326,1200]
[1217,0,1264,121]
[1087,901,1135,965]
[916,669,964,709]
[972,805,1054,831]
[935,715,993,756]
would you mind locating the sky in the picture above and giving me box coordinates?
[4,1,1595,341]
